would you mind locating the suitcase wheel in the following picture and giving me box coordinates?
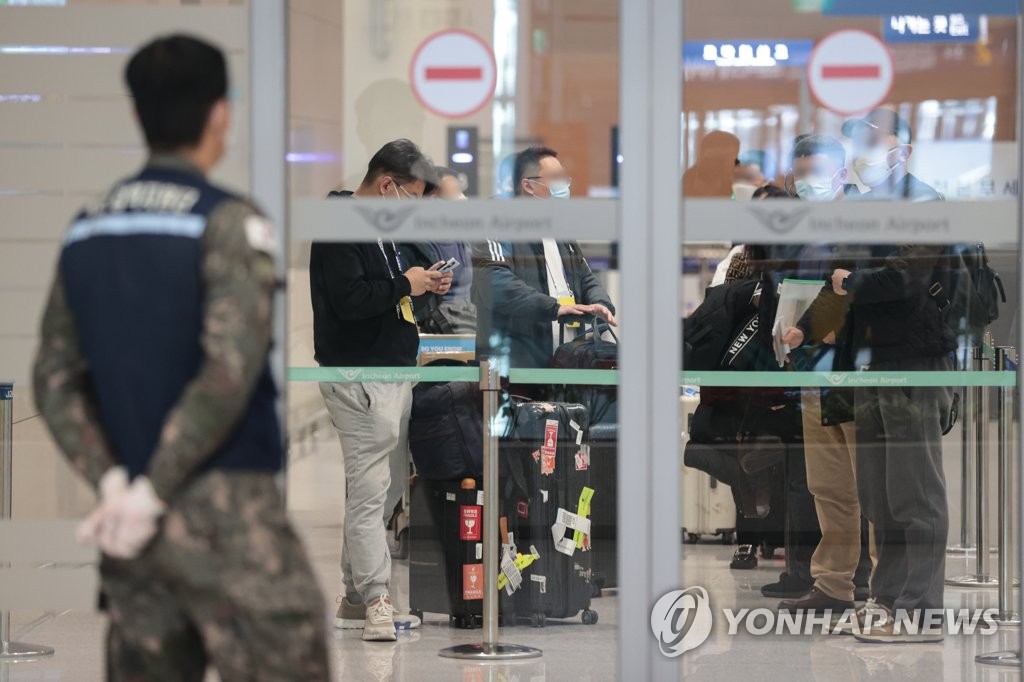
[581,609,599,625]
[529,612,546,628]
[685,533,701,545]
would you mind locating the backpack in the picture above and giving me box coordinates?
[408,360,482,479]
[682,279,760,370]
[929,243,1005,341]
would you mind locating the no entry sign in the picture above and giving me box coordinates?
[807,29,894,115]
[410,30,497,119]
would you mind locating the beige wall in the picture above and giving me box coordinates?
[0,5,250,517]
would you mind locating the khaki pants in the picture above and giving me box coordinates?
[802,391,861,602]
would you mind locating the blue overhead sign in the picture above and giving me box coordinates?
[884,13,980,43]
[683,40,814,68]
[823,0,1018,16]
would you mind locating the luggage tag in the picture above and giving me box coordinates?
[557,291,579,328]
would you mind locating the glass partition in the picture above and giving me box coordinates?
[286,1,621,678]
[679,2,1021,679]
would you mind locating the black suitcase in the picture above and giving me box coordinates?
[589,423,617,591]
[408,477,485,628]
[501,401,599,627]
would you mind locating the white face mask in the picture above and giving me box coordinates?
[794,172,840,201]
[547,180,571,199]
[731,182,758,201]
[853,146,898,187]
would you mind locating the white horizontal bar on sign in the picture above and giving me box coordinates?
[290,197,620,243]
[682,198,1020,245]
[0,6,248,51]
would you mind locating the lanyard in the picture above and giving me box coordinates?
[377,239,404,278]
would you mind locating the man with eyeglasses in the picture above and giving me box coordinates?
[844,108,942,201]
[473,146,617,370]
[311,138,452,641]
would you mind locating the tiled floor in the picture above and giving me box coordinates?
[5,423,1022,680]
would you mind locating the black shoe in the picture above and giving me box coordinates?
[761,572,813,598]
[778,587,855,614]
[854,584,870,602]
[759,543,778,560]
[730,544,758,570]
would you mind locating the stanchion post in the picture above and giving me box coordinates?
[994,347,1020,625]
[439,362,541,661]
[977,346,1022,666]
[949,345,975,555]
[1,382,55,660]
[948,344,999,588]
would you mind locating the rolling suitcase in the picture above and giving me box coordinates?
[680,391,737,544]
[408,477,486,628]
[589,422,617,590]
[502,400,599,627]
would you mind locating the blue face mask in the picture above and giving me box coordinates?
[548,181,571,199]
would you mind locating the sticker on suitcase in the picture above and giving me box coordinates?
[460,505,481,541]
[575,444,591,471]
[540,419,559,475]
[463,564,483,600]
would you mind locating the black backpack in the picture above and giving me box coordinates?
[682,279,760,370]
[408,360,482,480]
[929,243,1005,341]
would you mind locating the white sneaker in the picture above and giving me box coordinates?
[362,594,398,642]
[335,595,421,630]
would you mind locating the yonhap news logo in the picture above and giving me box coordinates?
[650,587,714,657]
[651,586,1000,656]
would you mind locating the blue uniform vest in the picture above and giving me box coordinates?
[60,163,282,479]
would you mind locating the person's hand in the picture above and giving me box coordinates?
[581,303,618,327]
[832,269,852,296]
[403,267,443,296]
[77,466,129,545]
[99,476,166,560]
[557,303,589,320]
[782,327,805,348]
[434,272,453,296]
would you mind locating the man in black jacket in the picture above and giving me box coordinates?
[473,146,616,369]
[831,244,955,643]
[310,139,451,641]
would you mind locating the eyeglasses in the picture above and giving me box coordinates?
[526,176,573,187]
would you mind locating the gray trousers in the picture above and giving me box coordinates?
[854,356,952,613]
[320,382,412,601]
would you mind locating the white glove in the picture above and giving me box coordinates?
[100,476,167,560]
[77,466,129,545]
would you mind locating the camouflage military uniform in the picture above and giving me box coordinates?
[33,154,330,681]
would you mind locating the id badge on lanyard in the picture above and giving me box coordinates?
[557,291,579,327]
[378,239,415,325]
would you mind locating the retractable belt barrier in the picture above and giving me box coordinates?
[289,367,1017,388]
[292,360,1020,662]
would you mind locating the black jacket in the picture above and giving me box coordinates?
[310,191,418,367]
[836,244,956,368]
[472,240,614,368]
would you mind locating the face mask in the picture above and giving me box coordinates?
[548,181,571,199]
[794,173,840,201]
[853,147,898,187]
[732,182,758,201]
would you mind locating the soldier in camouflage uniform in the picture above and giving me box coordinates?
[32,35,330,681]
